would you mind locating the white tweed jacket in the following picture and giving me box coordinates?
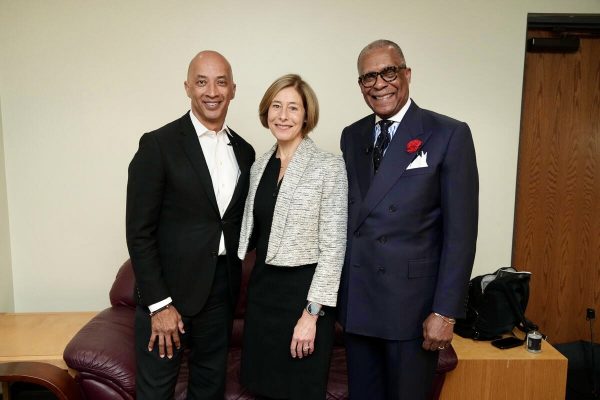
[237,137,348,307]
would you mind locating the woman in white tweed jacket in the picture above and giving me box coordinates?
[237,74,347,400]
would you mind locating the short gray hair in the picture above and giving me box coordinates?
[357,39,405,71]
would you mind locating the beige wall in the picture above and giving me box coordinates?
[0,100,15,312]
[0,1,598,311]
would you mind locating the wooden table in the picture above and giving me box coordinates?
[440,334,568,399]
[0,312,97,399]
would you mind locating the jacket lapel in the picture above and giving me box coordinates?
[237,144,275,257]
[352,115,376,201]
[179,113,220,216]
[223,129,251,217]
[268,137,316,259]
[356,102,433,227]
[245,144,276,224]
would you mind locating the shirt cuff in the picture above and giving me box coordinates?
[148,297,172,313]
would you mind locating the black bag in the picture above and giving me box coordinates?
[455,267,537,340]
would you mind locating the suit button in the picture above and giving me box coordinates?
[378,236,387,244]
[211,251,218,257]
[354,230,361,238]
[389,204,397,212]
[377,266,385,274]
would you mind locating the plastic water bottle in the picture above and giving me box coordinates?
[526,325,542,353]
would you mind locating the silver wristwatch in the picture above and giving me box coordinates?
[306,302,325,317]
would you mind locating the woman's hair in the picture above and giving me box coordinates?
[258,74,319,135]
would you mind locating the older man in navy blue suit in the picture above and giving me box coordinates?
[338,39,479,400]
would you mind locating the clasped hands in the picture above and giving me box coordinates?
[148,305,185,359]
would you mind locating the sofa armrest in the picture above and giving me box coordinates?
[437,345,458,373]
[0,361,84,400]
[429,344,458,400]
[63,307,136,397]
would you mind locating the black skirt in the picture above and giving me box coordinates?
[240,153,335,400]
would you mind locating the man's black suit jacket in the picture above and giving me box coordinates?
[126,112,255,316]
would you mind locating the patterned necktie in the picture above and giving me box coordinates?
[373,119,392,172]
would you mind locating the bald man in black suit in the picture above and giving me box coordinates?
[126,51,255,400]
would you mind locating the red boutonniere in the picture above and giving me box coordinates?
[406,139,423,154]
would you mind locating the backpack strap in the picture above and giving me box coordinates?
[495,278,539,334]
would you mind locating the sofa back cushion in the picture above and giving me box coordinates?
[110,252,257,313]
[109,260,136,308]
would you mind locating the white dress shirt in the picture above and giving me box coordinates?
[190,113,241,238]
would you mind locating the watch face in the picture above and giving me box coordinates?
[307,302,320,315]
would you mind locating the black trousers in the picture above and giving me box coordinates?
[344,332,439,400]
[135,256,233,400]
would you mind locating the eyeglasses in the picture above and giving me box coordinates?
[358,65,406,88]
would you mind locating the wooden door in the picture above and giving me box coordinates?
[512,27,600,344]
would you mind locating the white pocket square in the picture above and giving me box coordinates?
[406,152,428,170]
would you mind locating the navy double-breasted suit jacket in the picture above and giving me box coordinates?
[337,101,478,340]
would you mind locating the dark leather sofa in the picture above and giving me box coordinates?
[63,254,458,399]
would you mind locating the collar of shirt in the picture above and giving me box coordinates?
[373,98,412,144]
[189,110,230,138]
